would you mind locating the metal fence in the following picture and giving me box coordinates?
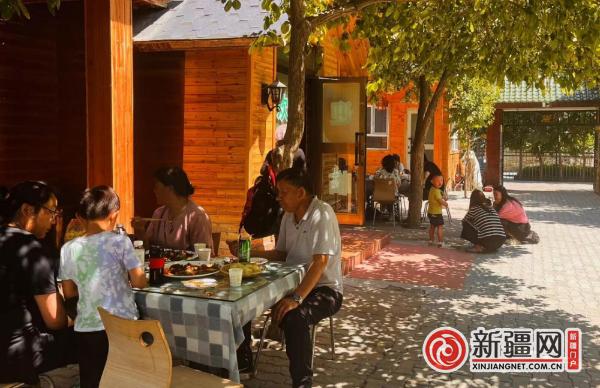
[503,151,596,182]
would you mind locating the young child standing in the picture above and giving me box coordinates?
[427,175,448,247]
[59,186,147,388]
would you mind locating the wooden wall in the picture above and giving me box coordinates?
[363,93,450,180]
[133,51,185,217]
[182,47,276,254]
[0,3,86,216]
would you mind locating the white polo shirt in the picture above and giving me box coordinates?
[276,197,343,294]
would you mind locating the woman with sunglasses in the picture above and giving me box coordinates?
[0,181,76,385]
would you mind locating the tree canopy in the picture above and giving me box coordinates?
[449,77,500,146]
[356,0,600,225]
[0,0,60,20]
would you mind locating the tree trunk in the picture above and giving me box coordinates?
[464,138,471,198]
[538,154,544,181]
[406,72,448,227]
[281,0,310,168]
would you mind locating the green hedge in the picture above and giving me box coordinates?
[516,165,595,182]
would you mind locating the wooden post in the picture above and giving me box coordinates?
[85,0,134,230]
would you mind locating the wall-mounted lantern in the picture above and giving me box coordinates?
[261,79,287,111]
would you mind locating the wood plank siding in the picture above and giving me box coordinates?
[0,3,87,217]
[181,47,276,253]
[85,0,135,230]
[133,51,185,217]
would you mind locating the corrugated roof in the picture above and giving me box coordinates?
[499,79,600,103]
[133,0,286,42]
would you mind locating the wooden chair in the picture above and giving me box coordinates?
[372,178,400,229]
[97,308,242,388]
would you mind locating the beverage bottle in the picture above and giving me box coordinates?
[238,228,251,263]
[114,223,127,236]
[133,240,145,266]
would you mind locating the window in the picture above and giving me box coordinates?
[366,105,389,149]
[450,132,460,152]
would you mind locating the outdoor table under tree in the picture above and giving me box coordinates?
[133,264,304,382]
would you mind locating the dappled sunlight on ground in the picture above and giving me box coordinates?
[347,243,474,289]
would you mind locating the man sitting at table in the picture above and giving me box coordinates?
[234,166,343,388]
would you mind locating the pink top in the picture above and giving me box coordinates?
[498,200,529,224]
[145,200,213,253]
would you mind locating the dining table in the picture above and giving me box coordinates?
[133,261,305,382]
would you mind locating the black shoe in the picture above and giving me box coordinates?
[237,348,254,373]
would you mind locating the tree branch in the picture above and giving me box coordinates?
[308,0,394,28]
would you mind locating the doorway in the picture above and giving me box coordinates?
[306,77,367,225]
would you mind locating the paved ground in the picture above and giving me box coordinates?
[243,181,600,387]
[46,181,600,387]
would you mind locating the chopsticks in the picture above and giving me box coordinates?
[135,217,163,222]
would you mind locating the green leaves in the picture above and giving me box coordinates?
[1,0,60,20]
[359,0,600,101]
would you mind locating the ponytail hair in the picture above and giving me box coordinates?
[0,181,56,225]
[154,166,195,197]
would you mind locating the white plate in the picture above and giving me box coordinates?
[250,257,268,265]
[181,278,218,289]
[163,261,220,279]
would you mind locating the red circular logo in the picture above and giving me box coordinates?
[422,327,468,373]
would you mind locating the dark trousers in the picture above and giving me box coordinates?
[76,330,109,388]
[280,286,343,388]
[0,327,77,385]
[461,221,505,252]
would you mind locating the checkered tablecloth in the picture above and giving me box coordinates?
[133,265,304,382]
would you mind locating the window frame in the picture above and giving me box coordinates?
[366,104,390,150]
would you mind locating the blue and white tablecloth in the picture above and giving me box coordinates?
[133,264,304,382]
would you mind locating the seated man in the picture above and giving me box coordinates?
[234,167,343,387]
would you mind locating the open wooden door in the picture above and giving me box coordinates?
[306,77,367,225]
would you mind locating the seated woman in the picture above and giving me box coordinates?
[133,167,213,253]
[493,185,539,244]
[375,154,403,193]
[0,181,76,384]
[461,189,506,253]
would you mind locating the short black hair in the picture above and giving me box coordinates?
[277,167,313,195]
[381,154,396,173]
[154,166,195,197]
[0,181,56,225]
[77,185,120,221]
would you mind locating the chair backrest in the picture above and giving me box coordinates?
[373,178,397,203]
[98,308,173,388]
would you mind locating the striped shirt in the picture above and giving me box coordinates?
[464,205,506,240]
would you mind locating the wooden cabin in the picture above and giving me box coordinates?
[133,0,279,253]
[0,1,136,236]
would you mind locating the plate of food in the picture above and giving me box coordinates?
[164,261,220,279]
[250,257,268,266]
[181,278,218,289]
[164,249,197,261]
[220,262,263,278]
